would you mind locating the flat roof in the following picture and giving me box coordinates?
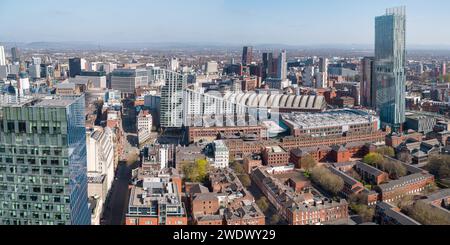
[282,109,378,130]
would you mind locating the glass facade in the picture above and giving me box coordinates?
[374,7,406,131]
[0,95,90,225]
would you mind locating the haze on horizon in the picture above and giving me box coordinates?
[1,0,449,47]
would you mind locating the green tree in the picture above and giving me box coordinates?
[256,197,270,213]
[182,159,210,182]
[300,154,317,172]
[376,146,395,158]
[182,163,199,182]
[363,152,384,168]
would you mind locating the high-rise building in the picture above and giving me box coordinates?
[318,57,328,87]
[277,50,287,80]
[169,58,179,71]
[160,71,187,128]
[262,52,271,81]
[361,57,376,108]
[110,69,148,97]
[11,47,20,63]
[205,61,218,75]
[442,62,447,77]
[0,46,5,66]
[0,95,91,225]
[242,46,253,66]
[69,58,82,78]
[375,6,406,131]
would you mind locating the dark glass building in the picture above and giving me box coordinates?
[69,58,82,78]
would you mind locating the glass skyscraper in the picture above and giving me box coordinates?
[374,6,406,131]
[0,95,90,225]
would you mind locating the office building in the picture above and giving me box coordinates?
[69,58,82,78]
[125,168,186,225]
[0,46,5,66]
[213,140,229,169]
[169,58,179,71]
[361,57,376,108]
[0,95,91,225]
[86,127,115,194]
[205,61,219,75]
[160,71,186,128]
[277,50,287,80]
[11,47,20,63]
[375,7,407,131]
[242,46,253,66]
[110,69,148,97]
[262,52,272,81]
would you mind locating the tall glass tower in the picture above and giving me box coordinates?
[0,95,90,225]
[374,6,406,132]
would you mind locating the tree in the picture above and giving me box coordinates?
[397,151,412,163]
[350,204,375,223]
[310,167,344,195]
[182,163,200,182]
[427,156,450,180]
[239,174,251,188]
[270,214,281,225]
[256,197,270,213]
[406,201,450,225]
[230,161,244,175]
[363,152,384,168]
[376,146,395,158]
[383,159,407,180]
[182,159,210,182]
[300,154,317,172]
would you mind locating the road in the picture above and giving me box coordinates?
[101,162,132,225]
[101,99,140,225]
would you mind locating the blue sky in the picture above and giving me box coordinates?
[0,0,449,45]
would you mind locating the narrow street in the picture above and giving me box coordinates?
[101,99,140,225]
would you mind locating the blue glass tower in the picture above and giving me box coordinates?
[374,6,406,132]
[0,95,90,225]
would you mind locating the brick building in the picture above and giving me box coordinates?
[262,146,290,167]
[354,161,389,185]
[187,125,268,144]
[375,172,435,203]
[251,167,348,225]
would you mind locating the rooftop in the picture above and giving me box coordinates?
[281,109,378,130]
[0,94,82,108]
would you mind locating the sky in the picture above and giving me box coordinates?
[1,0,449,46]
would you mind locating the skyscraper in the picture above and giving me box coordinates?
[69,58,82,78]
[375,6,406,131]
[318,57,329,88]
[442,62,447,77]
[0,46,5,66]
[160,71,187,128]
[0,95,91,225]
[361,57,376,108]
[277,50,287,80]
[11,47,20,63]
[242,46,253,66]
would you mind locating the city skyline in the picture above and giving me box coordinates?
[1,0,450,47]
